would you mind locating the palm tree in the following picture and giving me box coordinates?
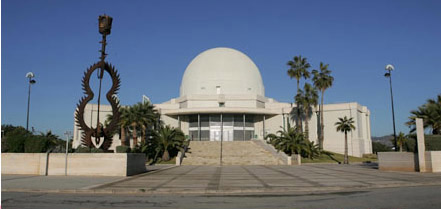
[295,83,318,141]
[266,126,305,156]
[396,132,407,152]
[335,116,355,164]
[312,62,334,150]
[406,94,441,134]
[287,55,311,130]
[151,125,185,161]
[132,101,159,144]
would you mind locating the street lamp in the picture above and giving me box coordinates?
[25,72,36,131]
[384,64,397,151]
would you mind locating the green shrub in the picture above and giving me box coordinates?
[74,146,106,153]
[74,146,91,153]
[405,135,441,152]
[426,135,441,151]
[3,128,31,152]
[5,136,27,153]
[116,145,131,153]
[372,141,392,154]
[24,136,51,153]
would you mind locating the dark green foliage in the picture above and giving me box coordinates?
[266,122,320,159]
[3,126,31,152]
[425,135,441,151]
[2,125,66,153]
[142,125,186,163]
[116,145,131,153]
[74,146,105,153]
[24,135,51,153]
[406,94,441,134]
[372,141,393,154]
[405,134,441,152]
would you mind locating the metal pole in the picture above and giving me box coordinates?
[388,73,398,151]
[64,131,71,176]
[220,114,223,166]
[26,77,32,131]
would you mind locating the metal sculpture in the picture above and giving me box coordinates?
[75,15,121,150]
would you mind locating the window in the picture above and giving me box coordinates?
[216,86,221,94]
[219,102,225,107]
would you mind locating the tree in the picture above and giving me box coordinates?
[266,122,320,159]
[396,132,407,152]
[287,55,311,131]
[406,94,441,134]
[312,62,334,150]
[107,101,159,148]
[150,125,185,161]
[335,116,355,164]
[295,83,318,141]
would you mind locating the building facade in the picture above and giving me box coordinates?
[74,47,372,157]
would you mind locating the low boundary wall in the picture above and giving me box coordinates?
[378,151,441,173]
[2,153,146,176]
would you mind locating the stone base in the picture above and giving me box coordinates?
[2,153,146,176]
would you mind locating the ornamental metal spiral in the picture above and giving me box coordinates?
[75,15,120,150]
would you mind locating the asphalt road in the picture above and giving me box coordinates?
[3,185,441,209]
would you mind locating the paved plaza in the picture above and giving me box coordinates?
[91,164,441,194]
[3,164,441,195]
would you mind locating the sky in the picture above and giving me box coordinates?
[2,0,441,138]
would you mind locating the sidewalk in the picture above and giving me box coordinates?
[2,164,175,192]
[3,164,441,195]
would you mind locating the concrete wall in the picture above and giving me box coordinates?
[378,151,441,173]
[426,151,441,173]
[2,153,146,176]
[378,152,417,172]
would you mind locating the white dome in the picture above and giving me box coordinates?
[180,47,265,97]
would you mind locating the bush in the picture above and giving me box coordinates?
[405,135,441,152]
[3,128,31,152]
[24,136,51,153]
[74,146,106,153]
[372,141,392,154]
[426,135,441,151]
[116,145,131,153]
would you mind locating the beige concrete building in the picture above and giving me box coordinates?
[74,47,372,157]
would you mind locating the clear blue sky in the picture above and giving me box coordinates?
[2,0,441,138]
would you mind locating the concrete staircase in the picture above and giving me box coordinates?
[182,140,287,165]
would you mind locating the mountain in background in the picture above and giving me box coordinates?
[372,135,394,147]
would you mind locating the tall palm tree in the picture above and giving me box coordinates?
[287,55,311,131]
[406,94,441,134]
[295,83,318,141]
[152,125,185,161]
[335,116,355,164]
[312,62,334,150]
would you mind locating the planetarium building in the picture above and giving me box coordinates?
[155,47,372,157]
[74,47,372,158]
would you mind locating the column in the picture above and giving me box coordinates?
[178,115,181,129]
[416,118,426,172]
[220,114,223,166]
[243,114,246,141]
[263,115,266,139]
[198,114,201,141]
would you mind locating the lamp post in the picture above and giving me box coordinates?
[64,131,72,176]
[384,64,397,151]
[25,72,36,131]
